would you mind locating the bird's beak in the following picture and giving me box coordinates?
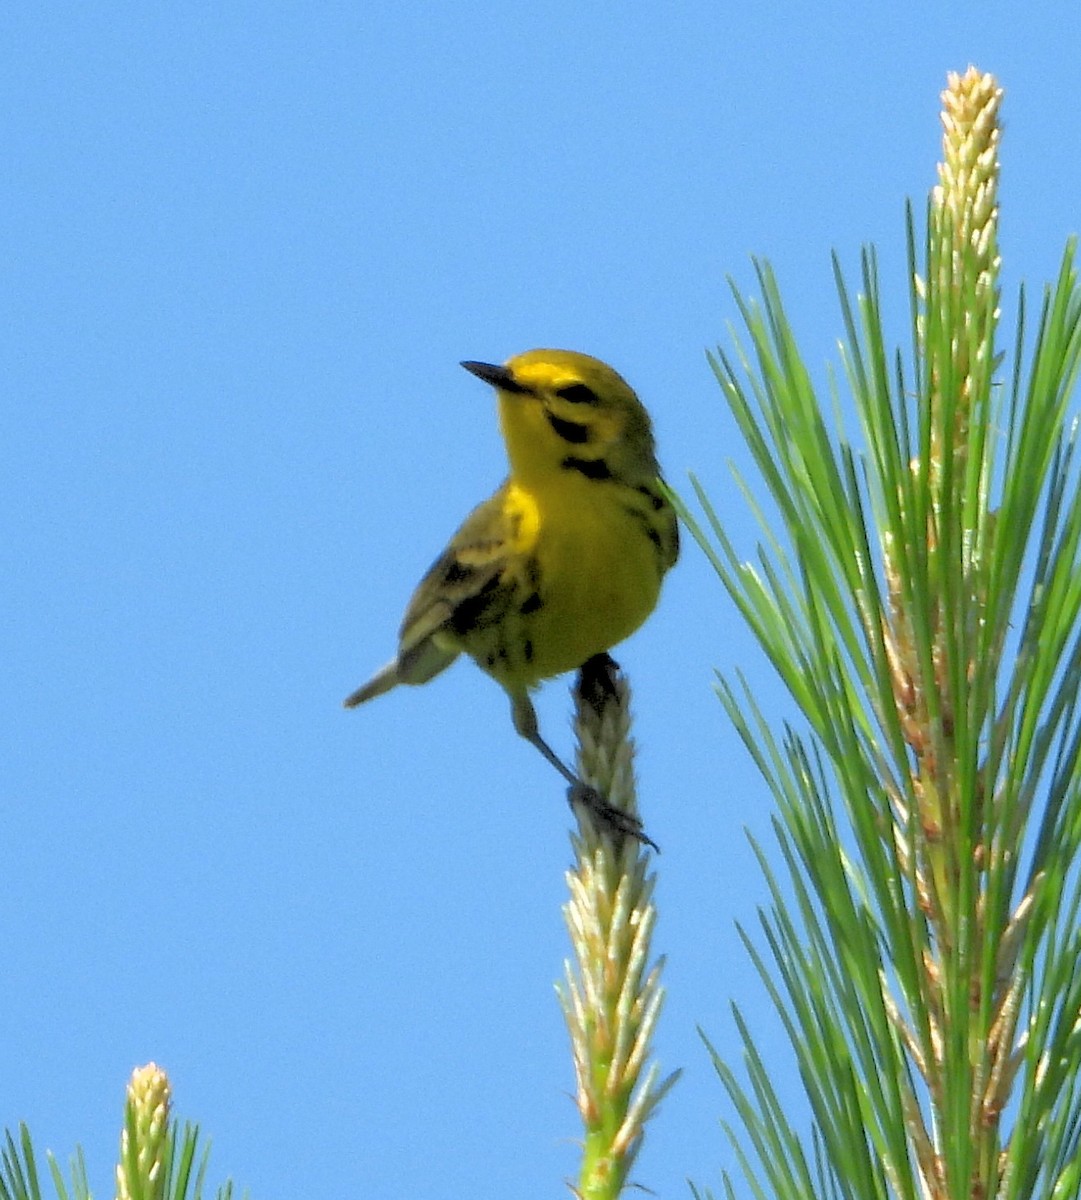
[461,360,529,393]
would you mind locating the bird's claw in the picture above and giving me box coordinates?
[567,782,660,853]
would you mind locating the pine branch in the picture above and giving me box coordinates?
[684,68,1081,1200]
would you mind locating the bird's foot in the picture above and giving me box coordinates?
[567,781,660,853]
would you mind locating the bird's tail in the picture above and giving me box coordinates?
[343,660,401,708]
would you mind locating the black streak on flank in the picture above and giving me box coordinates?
[546,412,591,444]
[620,502,665,554]
[636,483,667,510]
[519,592,543,614]
[562,456,613,481]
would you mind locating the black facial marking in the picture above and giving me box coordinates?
[562,456,612,481]
[556,383,600,406]
[546,411,591,444]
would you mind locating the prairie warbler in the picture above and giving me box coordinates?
[344,349,678,838]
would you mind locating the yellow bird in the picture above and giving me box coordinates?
[344,349,678,834]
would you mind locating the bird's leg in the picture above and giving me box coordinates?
[510,692,656,849]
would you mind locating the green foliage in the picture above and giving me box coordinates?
[2,1106,242,1200]
[684,69,1081,1200]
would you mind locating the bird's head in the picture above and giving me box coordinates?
[461,349,659,486]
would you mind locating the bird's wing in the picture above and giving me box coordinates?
[395,483,518,683]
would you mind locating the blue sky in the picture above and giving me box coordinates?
[4,5,1080,1198]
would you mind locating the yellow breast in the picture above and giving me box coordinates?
[502,476,664,683]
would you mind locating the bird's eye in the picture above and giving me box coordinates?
[556,383,600,406]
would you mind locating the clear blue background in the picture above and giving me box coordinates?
[4,5,1078,1197]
